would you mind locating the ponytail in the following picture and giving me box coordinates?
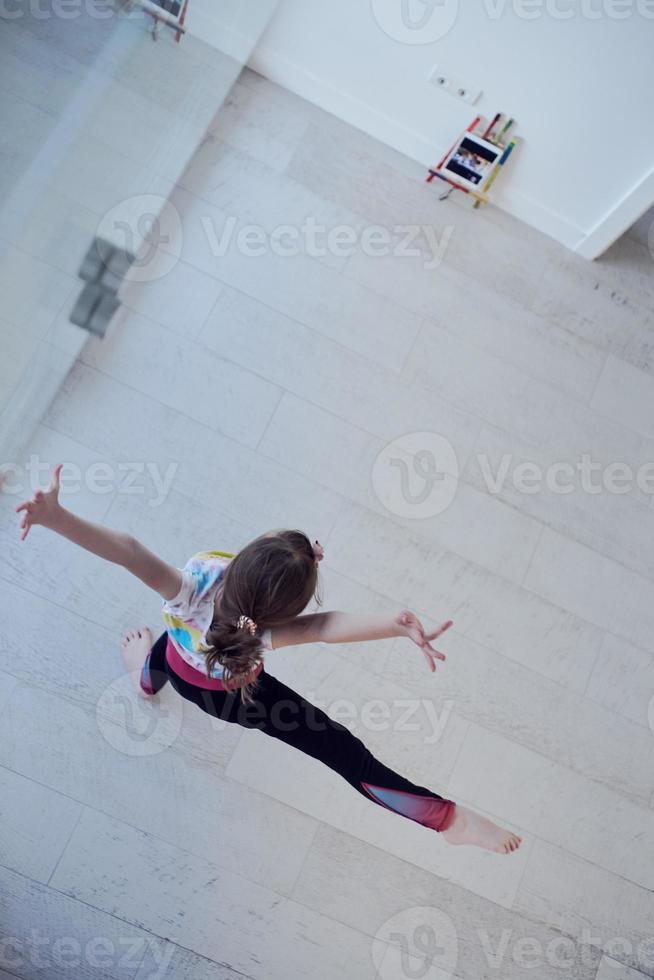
[204,530,321,704]
[205,619,264,704]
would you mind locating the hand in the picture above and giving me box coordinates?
[15,463,64,541]
[396,610,453,672]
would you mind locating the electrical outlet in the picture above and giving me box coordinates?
[429,67,482,105]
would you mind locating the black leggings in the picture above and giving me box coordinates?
[147,632,456,833]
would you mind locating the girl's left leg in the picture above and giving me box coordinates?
[197,668,458,834]
[152,662,522,853]
[228,672,521,852]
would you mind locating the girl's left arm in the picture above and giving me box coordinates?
[270,610,453,672]
[15,464,183,601]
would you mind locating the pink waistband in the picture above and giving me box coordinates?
[165,636,263,691]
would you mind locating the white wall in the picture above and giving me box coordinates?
[187,0,279,62]
[249,0,654,253]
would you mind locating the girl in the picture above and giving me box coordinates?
[16,464,521,854]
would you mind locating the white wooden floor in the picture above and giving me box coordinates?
[2,68,654,980]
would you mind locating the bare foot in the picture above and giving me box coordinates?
[121,626,153,698]
[442,804,522,854]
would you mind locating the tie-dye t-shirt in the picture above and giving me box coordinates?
[161,549,272,679]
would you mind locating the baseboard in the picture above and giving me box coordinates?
[248,44,585,253]
[573,165,654,260]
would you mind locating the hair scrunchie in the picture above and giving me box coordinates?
[236,614,258,635]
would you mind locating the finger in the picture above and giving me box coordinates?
[15,501,29,513]
[420,639,446,660]
[426,619,454,641]
[433,619,454,637]
[50,462,63,493]
[422,649,436,672]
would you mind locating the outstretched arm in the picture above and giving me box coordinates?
[15,464,182,601]
[270,610,453,672]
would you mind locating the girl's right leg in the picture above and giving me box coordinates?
[121,628,169,697]
[140,630,169,696]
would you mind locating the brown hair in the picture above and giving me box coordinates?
[205,530,321,702]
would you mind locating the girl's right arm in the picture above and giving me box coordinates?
[15,463,183,601]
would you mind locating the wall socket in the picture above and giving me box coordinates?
[429,67,482,105]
